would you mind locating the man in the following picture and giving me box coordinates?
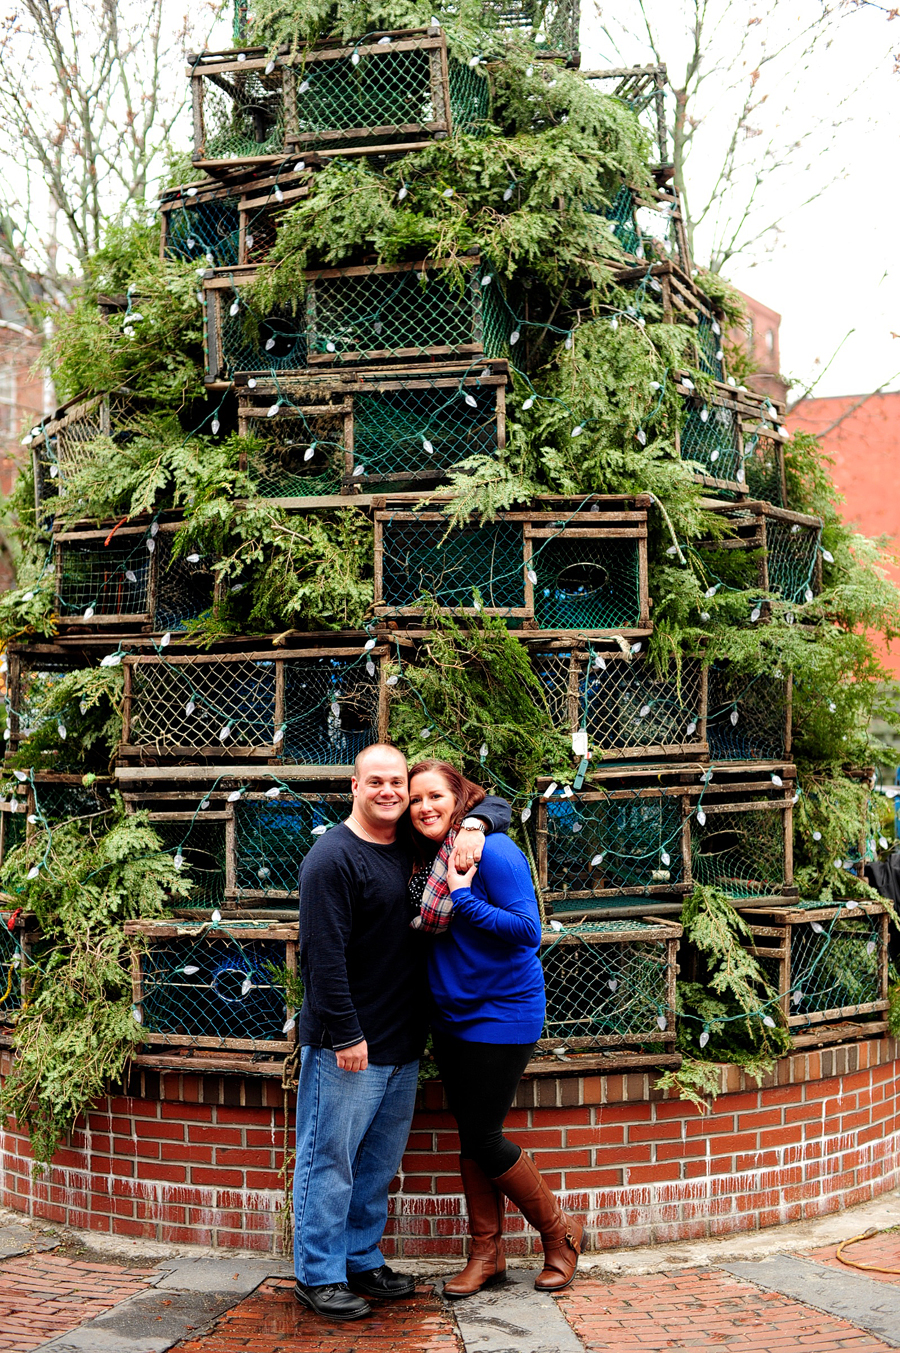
[292,743,510,1321]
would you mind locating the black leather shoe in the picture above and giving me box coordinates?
[293,1281,371,1320]
[348,1264,416,1300]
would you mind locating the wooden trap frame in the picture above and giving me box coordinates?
[233,362,509,499]
[700,501,824,609]
[26,390,143,510]
[373,493,651,635]
[53,521,219,633]
[533,917,681,1073]
[738,900,890,1050]
[120,637,390,765]
[611,261,726,380]
[160,168,312,269]
[126,917,298,1067]
[674,373,789,503]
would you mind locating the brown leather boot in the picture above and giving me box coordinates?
[493,1151,584,1291]
[443,1157,507,1298]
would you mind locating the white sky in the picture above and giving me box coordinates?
[581,2,900,401]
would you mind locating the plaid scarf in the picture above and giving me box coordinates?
[409,827,458,934]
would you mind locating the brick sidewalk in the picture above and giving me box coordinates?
[810,1233,900,1286]
[0,1253,156,1353]
[558,1268,895,1351]
[175,1278,462,1353]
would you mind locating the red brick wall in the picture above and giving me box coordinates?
[1,1039,898,1255]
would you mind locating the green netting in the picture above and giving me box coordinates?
[139,930,288,1040]
[532,537,642,630]
[163,196,241,267]
[379,517,524,611]
[0,809,27,869]
[307,264,509,364]
[154,534,217,631]
[129,654,378,763]
[446,59,491,136]
[539,921,670,1048]
[243,409,345,497]
[234,794,350,898]
[696,315,724,380]
[532,650,702,755]
[542,790,684,898]
[215,296,308,377]
[756,911,882,1021]
[197,65,285,160]
[243,202,285,264]
[9,657,78,743]
[30,782,110,825]
[0,922,23,1019]
[152,818,228,910]
[680,403,742,482]
[604,185,640,254]
[706,665,787,762]
[766,517,821,604]
[742,436,784,507]
[691,805,786,898]
[57,537,151,618]
[485,0,580,56]
[354,382,499,485]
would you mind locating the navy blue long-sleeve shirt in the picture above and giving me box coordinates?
[297,797,512,1065]
[428,834,545,1044]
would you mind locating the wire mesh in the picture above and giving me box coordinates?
[283,658,380,763]
[307,264,507,364]
[151,818,228,910]
[766,517,821,603]
[243,202,286,264]
[446,59,491,134]
[163,194,241,267]
[539,921,671,1048]
[294,48,437,147]
[139,932,288,1041]
[57,537,151,619]
[8,657,79,744]
[31,781,110,825]
[354,382,499,483]
[541,789,684,897]
[783,909,883,1019]
[130,659,277,748]
[691,806,786,899]
[680,402,742,482]
[154,533,217,631]
[0,922,23,1019]
[197,65,286,160]
[234,794,349,898]
[696,315,725,380]
[213,293,308,378]
[241,408,345,497]
[378,517,525,612]
[532,536,642,630]
[742,436,784,507]
[532,650,702,756]
[706,665,788,762]
[0,807,27,869]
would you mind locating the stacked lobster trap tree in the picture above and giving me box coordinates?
[1,0,899,1158]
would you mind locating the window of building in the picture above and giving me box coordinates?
[765,328,775,355]
[0,366,15,434]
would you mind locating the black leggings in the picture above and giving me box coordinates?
[431,1029,535,1178]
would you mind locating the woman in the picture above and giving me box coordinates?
[407,759,584,1297]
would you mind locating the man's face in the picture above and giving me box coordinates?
[351,750,409,827]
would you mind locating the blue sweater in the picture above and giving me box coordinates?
[427,834,545,1044]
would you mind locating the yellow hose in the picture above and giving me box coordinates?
[836,1226,900,1275]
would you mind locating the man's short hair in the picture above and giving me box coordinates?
[352,743,409,780]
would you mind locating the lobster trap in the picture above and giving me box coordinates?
[189,30,488,171]
[675,374,788,501]
[612,262,725,380]
[690,767,797,904]
[230,787,351,904]
[533,770,693,916]
[536,918,680,1067]
[0,796,28,870]
[528,641,707,762]
[203,258,510,381]
[584,64,668,164]
[705,664,792,764]
[740,900,890,1048]
[703,502,823,607]
[121,640,387,764]
[602,179,690,275]
[161,167,315,270]
[486,0,581,62]
[0,912,31,1026]
[3,647,84,757]
[26,390,143,507]
[54,524,217,632]
[127,919,297,1057]
[374,494,650,633]
[235,364,508,497]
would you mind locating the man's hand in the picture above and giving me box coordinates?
[453,826,485,872]
[336,1040,368,1073]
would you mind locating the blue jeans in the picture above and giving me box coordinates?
[292,1047,419,1286]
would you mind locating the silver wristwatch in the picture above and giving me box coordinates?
[460,817,487,833]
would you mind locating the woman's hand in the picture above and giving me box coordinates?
[447,856,477,893]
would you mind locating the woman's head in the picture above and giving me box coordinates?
[408,760,486,843]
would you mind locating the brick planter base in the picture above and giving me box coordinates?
[1,1038,898,1254]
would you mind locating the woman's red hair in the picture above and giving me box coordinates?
[407,760,486,828]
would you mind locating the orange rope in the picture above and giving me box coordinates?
[836,1226,900,1275]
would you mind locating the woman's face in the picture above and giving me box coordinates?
[408,771,457,842]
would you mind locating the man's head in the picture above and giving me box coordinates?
[351,743,410,834]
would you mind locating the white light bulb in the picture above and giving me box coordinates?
[661,852,671,866]
[480,275,492,287]
[867,940,877,954]
[386,675,399,686]
[220,724,232,741]
[274,187,284,203]
[822,549,834,564]
[160,632,171,648]
[697,810,706,826]
[265,59,275,73]
[811,921,824,933]
[230,301,240,316]
[879,836,889,850]
[503,186,514,202]
[479,743,488,759]
[700,611,710,621]
[422,438,434,455]
[699,1030,710,1048]
[591,854,604,866]
[750,607,761,622]
[57,724,67,739]
[442,187,454,198]
[522,397,534,410]
[265,786,281,798]
[509,330,520,346]
[211,910,222,923]
[295,161,306,172]
[704,586,718,599]
[312,824,328,835]
[571,425,583,437]
[650,381,661,391]
[398,186,408,201]
[273,727,284,744]
[211,418,220,434]
[762,1015,776,1028]
[639,704,651,717]
[657,1016,668,1031]
[199,799,210,810]
[183,965,199,975]
[631,642,642,654]
[636,429,647,446]
[834,859,843,870]
[132,1005,142,1023]
[521,806,532,823]
[267,403,280,417]
[283,1016,296,1033]
[126,569,137,582]
[173,853,184,870]
[150,521,159,537]
[266,338,276,351]
[730,710,739,726]
[185,700,196,716]
[326,342,336,352]
[83,607,95,620]
[594,656,606,670]
[543,782,558,799]
[227,790,241,803]
[241,976,253,996]
[771,774,783,787]
[187,553,201,564]
[610,318,618,330]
